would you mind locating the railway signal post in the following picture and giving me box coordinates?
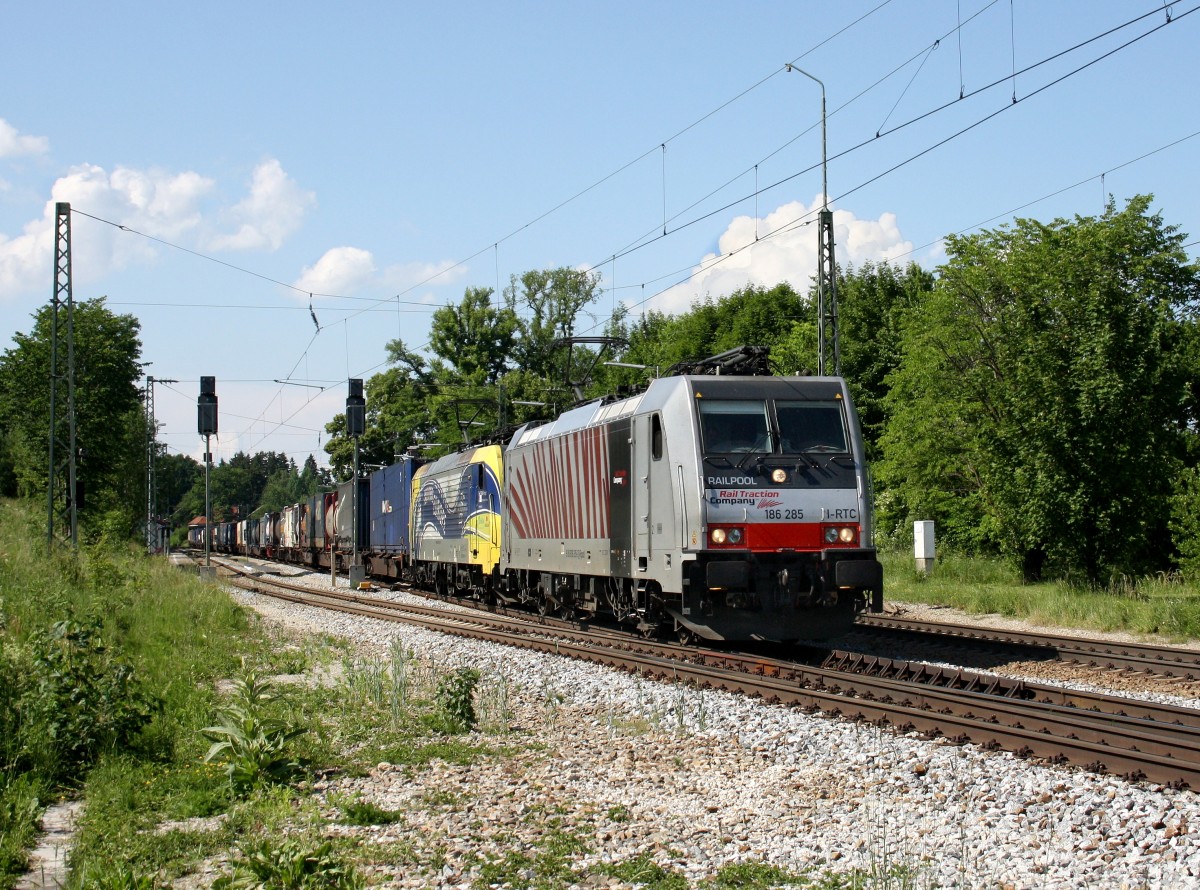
[347,378,366,588]
[198,376,217,576]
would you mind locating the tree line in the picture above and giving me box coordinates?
[3,196,1197,584]
[0,300,332,544]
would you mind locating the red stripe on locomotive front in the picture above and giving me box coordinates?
[707,522,861,551]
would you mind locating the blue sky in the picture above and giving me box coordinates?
[3,1,1197,469]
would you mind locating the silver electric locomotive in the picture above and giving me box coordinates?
[498,367,882,642]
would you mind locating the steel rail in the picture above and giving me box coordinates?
[857,613,1200,679]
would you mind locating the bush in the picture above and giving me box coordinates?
[1171,466,1200,577]
[432,667,481,733]
[14,619,155,783]
[0,773,43,884]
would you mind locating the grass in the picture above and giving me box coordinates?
[0,498,269,889]
[879,549,1200,640]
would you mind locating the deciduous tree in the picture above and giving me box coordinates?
[0,298,145,538]
[879,196,1199,582]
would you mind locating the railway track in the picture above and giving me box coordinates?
[198,555,1200,789]
[856,612,1200,679]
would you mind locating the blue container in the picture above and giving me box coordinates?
[369,457,421,555]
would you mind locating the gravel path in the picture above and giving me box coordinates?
[215,570,1200,890]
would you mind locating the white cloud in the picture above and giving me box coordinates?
[921,237,947,267]
[208,159,315,252]
[291,252,468,302]
[107,166,214,238]
[0,119,49,158]
[0,158,317,301]
[648,197,914,315]
[379,259,467,294]
[0,163,215,298]
[293,246,377,295]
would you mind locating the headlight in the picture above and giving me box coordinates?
[771,468,788,483]
[824,527,839,543]
[710,527,744,545]
[839,527,856,544]
[824,526,857,544]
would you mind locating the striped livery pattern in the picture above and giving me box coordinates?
[507,426,611,540]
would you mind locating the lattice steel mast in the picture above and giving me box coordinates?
[817,208,840,377]
[47,202,78,549]
[145,374,177,552]
[786,64,840,377]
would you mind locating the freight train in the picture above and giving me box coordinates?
[199,348,883,642]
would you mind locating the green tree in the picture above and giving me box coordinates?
[172,462,255,526]
[429,286,518,386]
[1170,466,1200,577]
[504,267,604,381]
[326,271,607,470]
[602,282,816,385]
[0,297,145,539]
[256,467,310,515]
[155,451,202,521]
[300,454,331,490]
[324,339,438,477]
[879,196,1199,582]
[837,262,935,461]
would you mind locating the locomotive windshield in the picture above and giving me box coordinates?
[699,400,771,453]
[700,398,849,454]
[777,401,848,453]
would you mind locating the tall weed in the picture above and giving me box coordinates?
[213,837,363,890]
[201,670,308,795]
[432,667,481,733]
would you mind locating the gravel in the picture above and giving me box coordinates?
[221,565,1200,889]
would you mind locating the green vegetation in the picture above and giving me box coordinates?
[598,852,689,889]
[3,198,1199,888]
[212,837,363,890]
[0,296,330,547]
[432,666,482,733]
[315,197,1200,590]
[0,298,145,539]
[5,198,1197,588]
[0,497,261,887]
[169,452,332,544]
[877,197,1198,585]
[471,820,586,889]
[881,549,1200,639]
[333,796,404,826]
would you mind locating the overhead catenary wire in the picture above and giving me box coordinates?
[92,1,1178,333]
[580,113,1200,334]
[577,3,1197,287]
[888,128,1200,264]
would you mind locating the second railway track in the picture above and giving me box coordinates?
[857,611,1200,680]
